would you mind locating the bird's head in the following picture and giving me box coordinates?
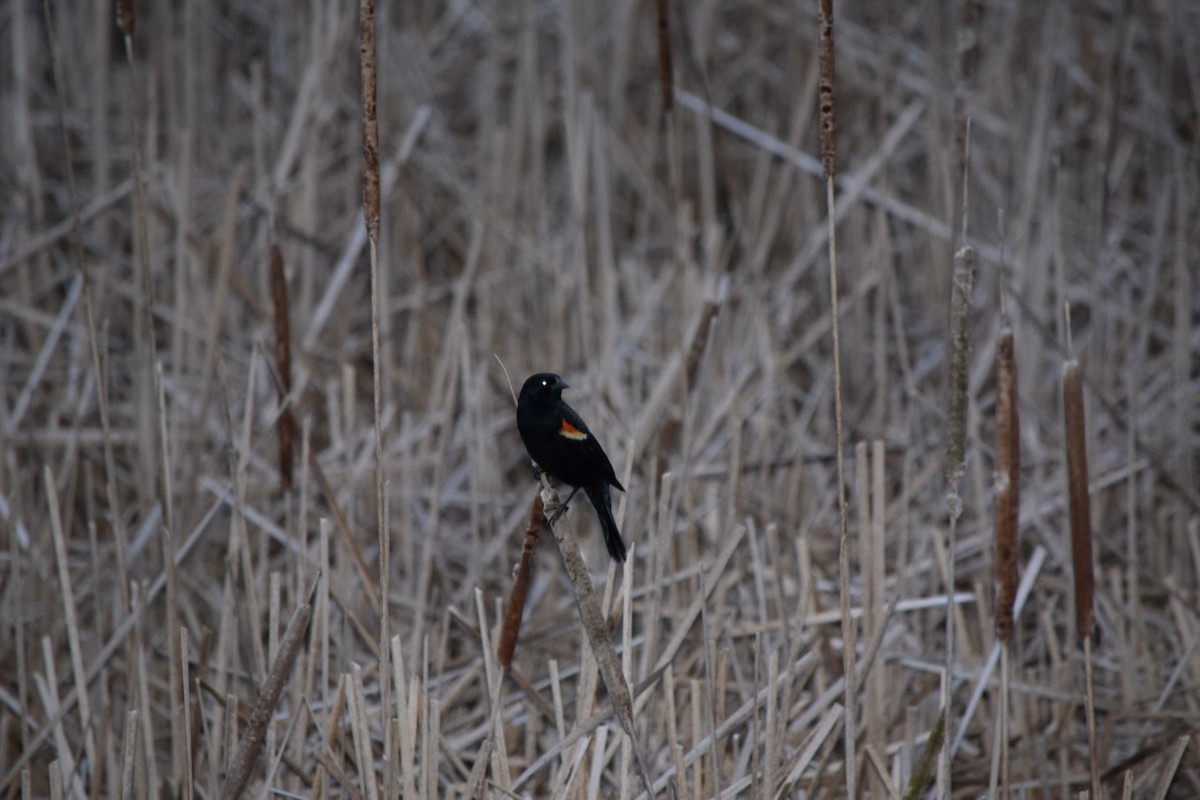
[519,372,568,406]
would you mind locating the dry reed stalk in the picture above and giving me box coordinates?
[45,468,99,791]
[630,653,818,799]
[619,552,635,797]
[776,597,894,798]
[699,572,724,799]
[37,636,79,793]
[0,179,135,274]
[465,590,510,799]
[540,479,656,796]
[309,457,380,608]
[154,362,187,793]
[3,274,79,436]
[115,0,160,518]
[690,680,704,797]
[269,245,295,491]
[179,630,194,800]
[951,545,1046,759]
[664,666,689,800]
[818,0,856,792]
[389,636,417,800]
[816,1,854,796]
[347,664,378,800]
[629,283,727,462]
[649,524,747,676]
[358,3,390,794]
[218,580,315,800]
[2,502,217,790]
[133,584,161,797]
[764,646,781,795]
[588,724,612,797]
[424,697,442,799]
[775,703,841,797]
[548,659,569,786]
[317,520,331,715]
[229,353,268,681]
[953,0,977,247]
[862,441,888,799]
[497,494,544,668]
[313,743,366,800]
[309,674,347,800]
[1150,736,1190,800]
[120,710,138,799]
[641,470,674,683]
[865,745,901,797]
[267,574,281,762]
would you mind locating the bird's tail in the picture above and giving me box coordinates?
[585,484,626,562]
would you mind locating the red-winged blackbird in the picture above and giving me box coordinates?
[517,373,627,562]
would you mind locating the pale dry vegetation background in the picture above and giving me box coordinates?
[1,0,1198,797]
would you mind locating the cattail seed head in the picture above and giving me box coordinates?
[1062,358,1095,641]
[993,327,1019,641]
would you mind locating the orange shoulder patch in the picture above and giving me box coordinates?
[558,419,588,441]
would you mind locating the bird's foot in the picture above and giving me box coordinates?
[544,485,581,527]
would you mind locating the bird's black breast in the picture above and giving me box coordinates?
[517,399,622,491]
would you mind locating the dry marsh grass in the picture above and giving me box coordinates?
[2,1,1198,797]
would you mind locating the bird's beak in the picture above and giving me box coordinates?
[553,377,569,391]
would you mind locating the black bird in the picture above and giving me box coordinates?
[516,373,627,561]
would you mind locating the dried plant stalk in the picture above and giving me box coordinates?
[359,2,390,791]
[219,583,315,800]
[684,289,725,389]
[1062,359,1094,641]
[497,493,544,669]
[120,710,138,798]
[540,480,655,797]
[269,244,295,491]
[993,327,1019,641]
[817,0,854,793]
[953,0,977,244]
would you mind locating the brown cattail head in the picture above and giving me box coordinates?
[497,493,544,668]
[818,0,837,179]
[359,0,381,244]
[993,327,1019,641]
[944,245,976,489]
[116,0,134,37]
[270,245,295,492]
[1062,358,1095,641]
[655,0,673,113]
